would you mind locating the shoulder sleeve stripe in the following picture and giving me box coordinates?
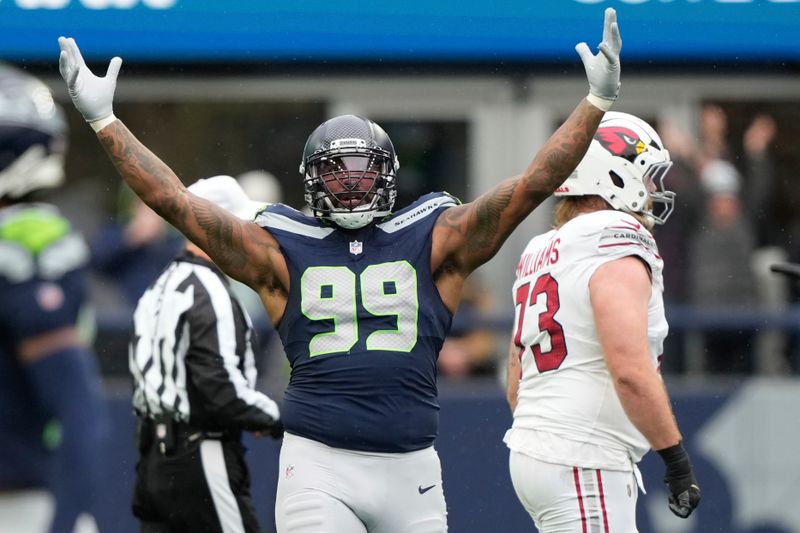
[606,218,643,230]
[255,211,335,239]
[604,225,639,231]
[378,195,457,234]
[597,220,663,274]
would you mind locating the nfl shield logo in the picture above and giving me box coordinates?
[349,240,363,255]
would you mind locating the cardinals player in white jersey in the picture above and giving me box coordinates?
[505,112,700,532]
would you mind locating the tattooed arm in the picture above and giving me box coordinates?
[431,8,621,311]
[95,122,288,296]
[57,37,287,299]
[431,99,604,310]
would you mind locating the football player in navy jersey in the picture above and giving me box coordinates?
[0,64,107,532]
[58,8,622,531]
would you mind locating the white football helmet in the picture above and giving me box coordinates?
[555,111,674,225]
[0,63,67,200]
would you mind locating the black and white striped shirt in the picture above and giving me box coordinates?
[129,251,279,430]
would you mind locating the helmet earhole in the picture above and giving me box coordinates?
[609,171,625,189]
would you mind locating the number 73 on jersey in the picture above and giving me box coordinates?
[513,273,568,374]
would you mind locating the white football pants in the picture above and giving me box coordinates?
[0,490,98,533]
[276,432,447,533]
[509,451,640,533]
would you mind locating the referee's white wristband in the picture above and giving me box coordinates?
[89,114,117,133]
[586,93,615,112]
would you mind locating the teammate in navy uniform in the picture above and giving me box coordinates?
[0,64,107,532]
[58,8,623,531]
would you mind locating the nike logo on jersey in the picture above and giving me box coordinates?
[418,484,436,494]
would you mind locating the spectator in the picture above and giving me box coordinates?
[690,159,758,374]
[741,114,778,248]
[438,275,498,379]
[699,103,730,164]
[91,185,183,308]
[652,120,705,373]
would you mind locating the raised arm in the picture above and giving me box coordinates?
[57,37,286,294]
[431,9,621,296]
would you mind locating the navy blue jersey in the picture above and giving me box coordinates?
[255,193,458,452]
[0,204,90,486]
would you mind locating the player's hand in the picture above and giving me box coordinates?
[58,36,122,123]
[657,442,701,518]
[267,418,284,440]
[575,7,621,108]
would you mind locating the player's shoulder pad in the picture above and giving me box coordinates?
[0,204,89,282]
[593,211,660,267]
[254,202,335,240]
[377,192,458,234]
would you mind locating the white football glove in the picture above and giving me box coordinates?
[575,8,622,110]
[58,36,122,128]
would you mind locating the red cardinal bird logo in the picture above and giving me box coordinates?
[595,126,647,163]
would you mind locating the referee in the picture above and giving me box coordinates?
[129,175,282,533]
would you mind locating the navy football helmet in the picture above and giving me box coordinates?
[300,115,399,229]
[0,63,68,200]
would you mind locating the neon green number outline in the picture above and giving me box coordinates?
[361,261,418,352]
[300,262,419,356]
[301,266,358,357]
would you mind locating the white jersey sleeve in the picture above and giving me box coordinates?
[505,210,668,470]
[595,213,663,290]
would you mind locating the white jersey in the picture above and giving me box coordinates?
[505,210,667,471]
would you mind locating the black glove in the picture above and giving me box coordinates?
[657,442,701,518]
[267,418,284,440]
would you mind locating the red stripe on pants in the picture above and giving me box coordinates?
[596,469,610,533]
[573,467,588,533]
